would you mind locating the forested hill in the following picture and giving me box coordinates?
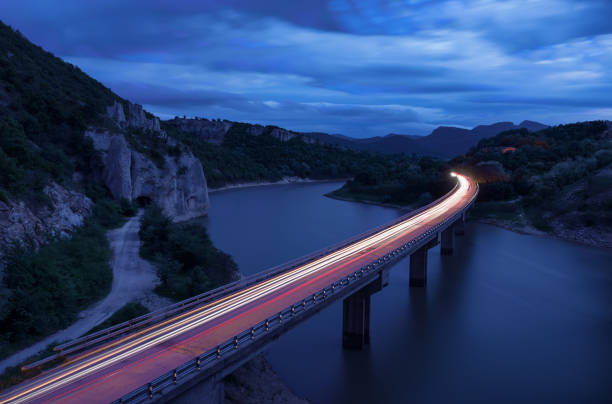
[168,116,549,160]
[0,21,119,203]
[453,121,612,246]
[164,121,444,189]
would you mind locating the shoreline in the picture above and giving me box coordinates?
[324,192,413,210]
[474,217,612,249]
[324,190,612,250]
[209,177,348,194]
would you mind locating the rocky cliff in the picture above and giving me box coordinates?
[107,101,163,134]
[87,102,210,221]
[0,183,93,256]
[166,117,316,144]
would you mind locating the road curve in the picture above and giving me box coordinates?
[0,173,477,404]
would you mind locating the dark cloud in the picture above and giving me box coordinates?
[0,1,610,136]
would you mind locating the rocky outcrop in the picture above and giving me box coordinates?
[107,101,163,134]
[0,183,93,256]
[168,118,233,144]
[166,117,316,144]
[86,129,209,221]
[225,355,309,404]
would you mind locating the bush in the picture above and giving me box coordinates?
[85,302,149,335]
[0,219,112,359]
[139,206,238,301]
[92,199,126,228]
[119,198,138,217]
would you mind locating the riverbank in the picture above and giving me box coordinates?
[475,215,612,249]
[209,177,348,193]
[324,191,414,210]
[328,187,612,249]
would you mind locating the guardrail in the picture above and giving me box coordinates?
[112,181,478,403]
[26,182,464,371]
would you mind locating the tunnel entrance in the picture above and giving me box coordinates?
[135,195,153,208]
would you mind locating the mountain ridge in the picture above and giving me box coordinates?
[167,117,549,159]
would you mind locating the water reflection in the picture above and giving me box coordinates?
[207,182,612,403]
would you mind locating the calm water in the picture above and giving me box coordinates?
[206,182,612,403]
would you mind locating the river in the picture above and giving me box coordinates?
[206,181,612,403]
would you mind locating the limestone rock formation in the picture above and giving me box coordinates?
[106,101,163,134]
[167,118,232,144]
[165,117,316,144]
[86,130,209,221]
[0,183,93,256]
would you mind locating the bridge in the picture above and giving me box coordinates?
[1,173,478,404]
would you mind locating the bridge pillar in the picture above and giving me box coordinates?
[454,221,465,236]
[342,270,388,349]
[409,245,428,287]
[342,291,370,350]
[441,226,455,255]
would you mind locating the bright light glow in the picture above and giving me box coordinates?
[1,174,476,404]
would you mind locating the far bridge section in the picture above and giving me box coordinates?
[0,173,478,404]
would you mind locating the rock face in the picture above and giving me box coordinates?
[106,101,163,134]
[168,118,232,144]
[92,101,210,221]
[224,355,309,404]
[166,117,316,144]
[0,183,93,256]
[86,130,209,221]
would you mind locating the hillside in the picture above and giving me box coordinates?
[453,121,612,247]
[167,117,548,160]
[163,120,428,189]
[0,21,210,361]
[330,121,611,247]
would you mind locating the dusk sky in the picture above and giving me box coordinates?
[1,0,611,137]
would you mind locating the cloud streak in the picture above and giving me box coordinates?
[0,0,610,136]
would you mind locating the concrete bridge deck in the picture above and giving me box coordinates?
[0,173,478,404]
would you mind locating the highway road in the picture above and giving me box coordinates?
[0,173,477,404]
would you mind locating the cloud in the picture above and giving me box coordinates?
[0,1,610,136]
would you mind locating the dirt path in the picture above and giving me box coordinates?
[0,212,162,373]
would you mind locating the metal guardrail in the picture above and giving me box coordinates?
[27,182,464,371]
[111,181,478,403]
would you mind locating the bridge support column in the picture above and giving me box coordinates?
[455,212,467,236]
[342,270,387,350]
[342,291,370,350]
[409,245,428,287]
[454,221,465,236]
[441,226,455,255]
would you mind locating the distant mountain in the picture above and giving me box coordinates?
[317,120,550,158]
[167,117,548,159]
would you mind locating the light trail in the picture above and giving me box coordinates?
[1,174,474,404]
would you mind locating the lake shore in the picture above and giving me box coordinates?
[475,216,612,249]
[326,188,612,249]
[209,177,348,193]
[324,191,413,210]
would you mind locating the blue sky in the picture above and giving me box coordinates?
[1,0,611,137]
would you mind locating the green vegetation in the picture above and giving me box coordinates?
[0,341,67,390]
[164,122,437,189]
[452,121,612,231]
[0,21,119,203]
[85,302,149,336]
[328,155,454,206]
[124,128,182,169]
[0,217,112,360]
[139,206,238,301]
[324,121,611,235]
